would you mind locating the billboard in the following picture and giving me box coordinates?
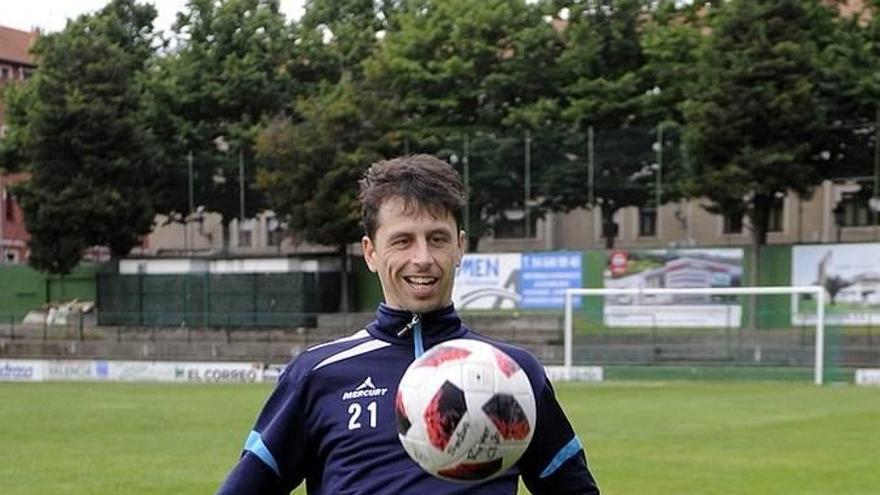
[0,360,44,381]
[0,359,273,383]
[452,251,583,310]
[792,243,880,326]
[603,248,744,327]
[520,251,583,309]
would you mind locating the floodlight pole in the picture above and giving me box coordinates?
[524,129,532,238]
[239,149,246,228]
[463,134,470,237]
[656,125,663,210]
[186,151,194,252]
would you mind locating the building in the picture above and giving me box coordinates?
[479,180,880,254]
[0,25,38,264]
[0,24,38,135]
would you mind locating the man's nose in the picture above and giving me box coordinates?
[411,238,433,267]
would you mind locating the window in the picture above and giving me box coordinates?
[0,66,9,80]
[238,219,253,247]
[767,197,784,232]
[238,229,252,247]
[493,211,538,239]
[267,229,284,247]
[638,207,657,237]
[4,192,13,221]
[723,212,743,234]
[836,192,874,227]
[266,216,284,247]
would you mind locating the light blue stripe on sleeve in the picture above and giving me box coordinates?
[540,436,583,478]
[244,430,281,477]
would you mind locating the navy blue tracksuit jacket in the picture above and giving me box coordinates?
[216,304,600,495]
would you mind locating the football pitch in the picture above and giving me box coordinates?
[1,380,878,495]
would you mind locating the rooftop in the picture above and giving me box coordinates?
[0,24,38,66]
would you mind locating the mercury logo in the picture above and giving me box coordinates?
[342,376,388,400]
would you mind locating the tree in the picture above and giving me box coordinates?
[542,125,679,249]
[366,0,565,249]
[295,0,392,85]
[255,77,398,309]
[682,0,838,329]
[815,2,880,209]
[148,0,294,250]
[541,0,682,249]
[6,0,160,274]
[683,0,837,254]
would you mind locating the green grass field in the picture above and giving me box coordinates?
[2,381,878,494]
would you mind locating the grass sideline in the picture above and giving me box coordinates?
[2,381,878,494]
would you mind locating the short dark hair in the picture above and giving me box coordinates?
[359,154,465,239]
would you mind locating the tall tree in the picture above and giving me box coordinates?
[816,2,880,207]
[255,77,398,309]
[683,0,837,251]
[5,0,160,274]
[148,0,294,250]
[366,0,565,249]
[543,0,676,249]
[684,0,837,330]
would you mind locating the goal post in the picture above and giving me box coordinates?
[563,286,826,385]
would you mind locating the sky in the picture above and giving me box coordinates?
[2,0,305,34]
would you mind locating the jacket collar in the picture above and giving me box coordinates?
[366,303,467,346]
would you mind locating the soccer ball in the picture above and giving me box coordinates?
[394,338,537,482]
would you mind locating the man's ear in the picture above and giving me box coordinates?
[362,235,378,273]
[455,230,466,267]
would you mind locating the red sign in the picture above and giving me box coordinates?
[609,251,628,277]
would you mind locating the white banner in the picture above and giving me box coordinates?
[0,359,275,383]
[46,360,99,380]
[175,362,263,383]
[544,365,604,383]
[604,304,743,328]
[0,360,44,382]
[603,248,744,328]
[855,369,880,386]
[792,243,880,326]
[453,253,521,309]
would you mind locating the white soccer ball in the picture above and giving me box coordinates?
[394,338,537,483]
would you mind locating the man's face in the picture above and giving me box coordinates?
[362,197,465,314]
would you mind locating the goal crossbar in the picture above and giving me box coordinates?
[563,286,826,385]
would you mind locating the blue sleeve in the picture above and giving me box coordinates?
[216,366,312,494]
[215,452,288,495]
[516,376,600,495]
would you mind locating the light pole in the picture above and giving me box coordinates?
[450,135,471,237]
[524,129,532,238]
[186,151,194,252]
[238,148,246,231]
[870,106,880,239]
[655,124,664,211]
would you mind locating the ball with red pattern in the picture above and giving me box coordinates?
[395,339,536,483]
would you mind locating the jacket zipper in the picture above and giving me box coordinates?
[396,313,424,358]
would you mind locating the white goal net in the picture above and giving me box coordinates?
[563,286,827,385]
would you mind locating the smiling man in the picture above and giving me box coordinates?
[216,155,600,495]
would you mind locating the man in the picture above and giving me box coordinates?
[216,154,600,494]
